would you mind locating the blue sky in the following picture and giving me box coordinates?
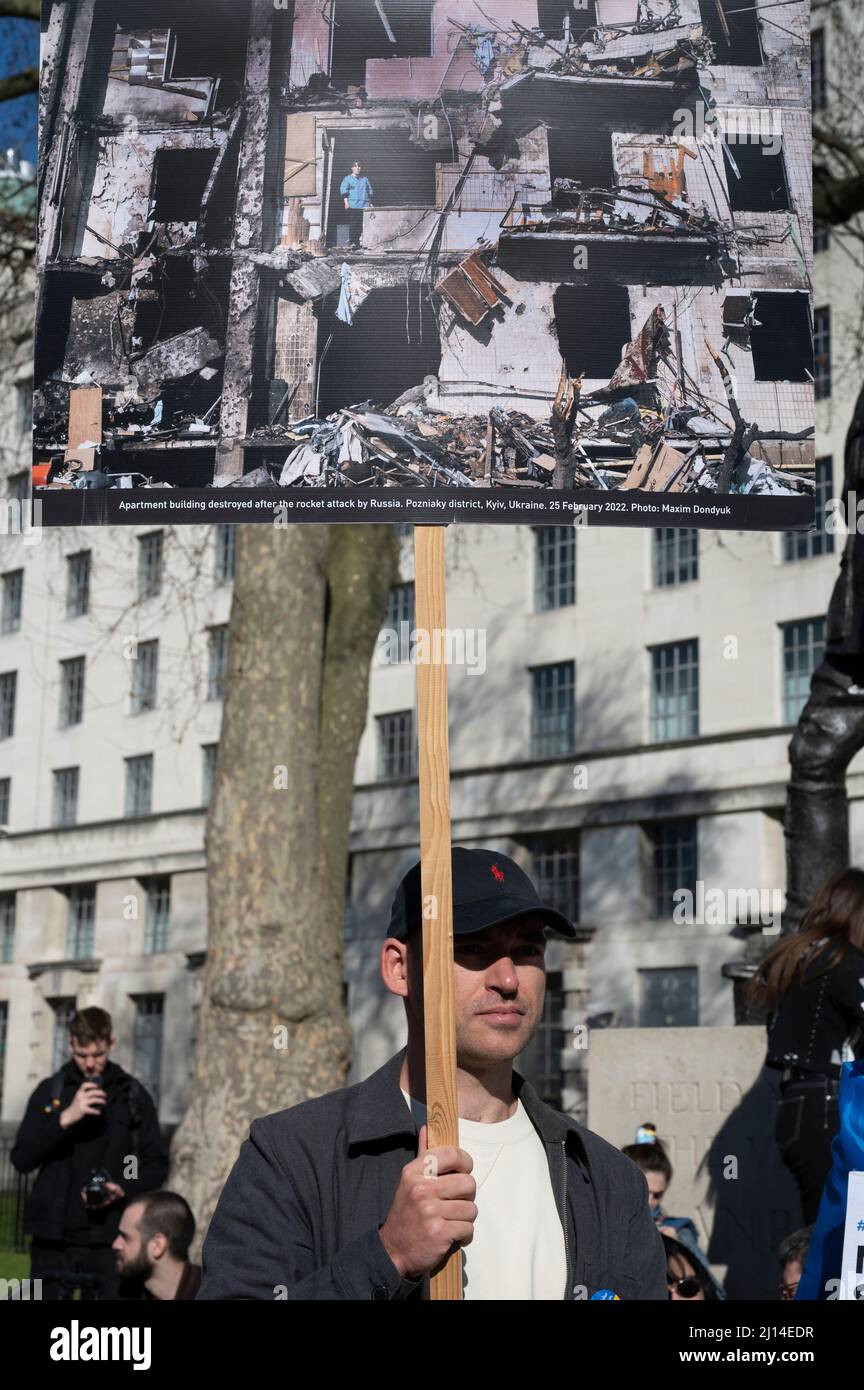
[0,17,39,165]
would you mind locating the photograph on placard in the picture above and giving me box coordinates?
[32,0,813,526]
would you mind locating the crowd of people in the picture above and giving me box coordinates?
[620,1122,812,1301]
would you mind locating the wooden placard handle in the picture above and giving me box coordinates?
[413,525,461,1301]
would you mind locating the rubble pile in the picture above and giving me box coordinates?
[504,182,725,244]
[237,395,811,497]
[38,297,814,497]
[454,15,714,94]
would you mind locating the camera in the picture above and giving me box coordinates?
[83,1167,112,1208]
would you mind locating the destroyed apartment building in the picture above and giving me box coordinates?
[34,0,814,499]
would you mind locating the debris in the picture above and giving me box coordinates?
[590,305,673,400]
[722,292,758,349]
[390,375,439,410]
[215,465,278,488]
[283,258,343,301]
[642,144,696,200]
[131,327,221,398]
[435,252,509,325]
[69,386,102,452]
[373,0,397,45]
[620,440,696,492]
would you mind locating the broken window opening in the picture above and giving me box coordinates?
[154,370,225,424]
[132,256,230,351]
[315,286,441,419]
[724,141,789,213]
[104,0,250,82]
[329,0,434,89]
[553,284,631,379]
[247,282,286,431]
[749,292,813,383]
[36,273,104,386]
[547,125,614,201]
[325,130,438,248]
[150,149,218,223]
[538,0,598,39]
[97,0,250,110]
[698,0,762,65]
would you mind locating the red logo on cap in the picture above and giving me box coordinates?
[490,863,505,883]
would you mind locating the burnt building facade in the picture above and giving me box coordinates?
[35,0,813,496]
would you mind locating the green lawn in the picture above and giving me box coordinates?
[0,1250,30,1282]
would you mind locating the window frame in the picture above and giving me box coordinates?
[649,640,699,743]
[530,660,576,759]
[52,766,80,828]
[125,753,154,818]
[375,709,417,781]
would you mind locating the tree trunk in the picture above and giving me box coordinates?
[170,523,399,1254]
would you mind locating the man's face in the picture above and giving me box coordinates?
[113,1201,152,1280]
[352,162,362,175]
[395,914,547,1068]
[70,1036,114,1078]
[452,918,547,1066]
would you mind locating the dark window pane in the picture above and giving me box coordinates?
[650,641,698,741]
[531,661,576,758]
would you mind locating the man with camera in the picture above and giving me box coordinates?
[11,1006,169,1299]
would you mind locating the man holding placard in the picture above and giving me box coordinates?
[199,848,666,1301]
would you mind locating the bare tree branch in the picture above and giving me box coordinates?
[814,168,864,225]
[813,122,864,178]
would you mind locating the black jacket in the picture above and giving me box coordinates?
[766,942,864,1078]
[11,1060,169,1244]
[198,1049,667,1300]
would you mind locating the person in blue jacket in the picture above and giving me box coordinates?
[339,161,374,245]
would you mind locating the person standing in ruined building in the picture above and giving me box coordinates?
[340,161,374,246]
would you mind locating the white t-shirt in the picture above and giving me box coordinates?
[401,1089,568,1300]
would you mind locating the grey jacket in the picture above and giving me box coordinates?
[198,1048,667,1301]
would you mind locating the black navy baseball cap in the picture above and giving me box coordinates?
[387,846,576,942]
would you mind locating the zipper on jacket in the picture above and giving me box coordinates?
[556,1139,573,1300]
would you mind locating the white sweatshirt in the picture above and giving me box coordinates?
[401,1090,567,1300]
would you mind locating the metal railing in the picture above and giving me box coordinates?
[0,1136,30,1252]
